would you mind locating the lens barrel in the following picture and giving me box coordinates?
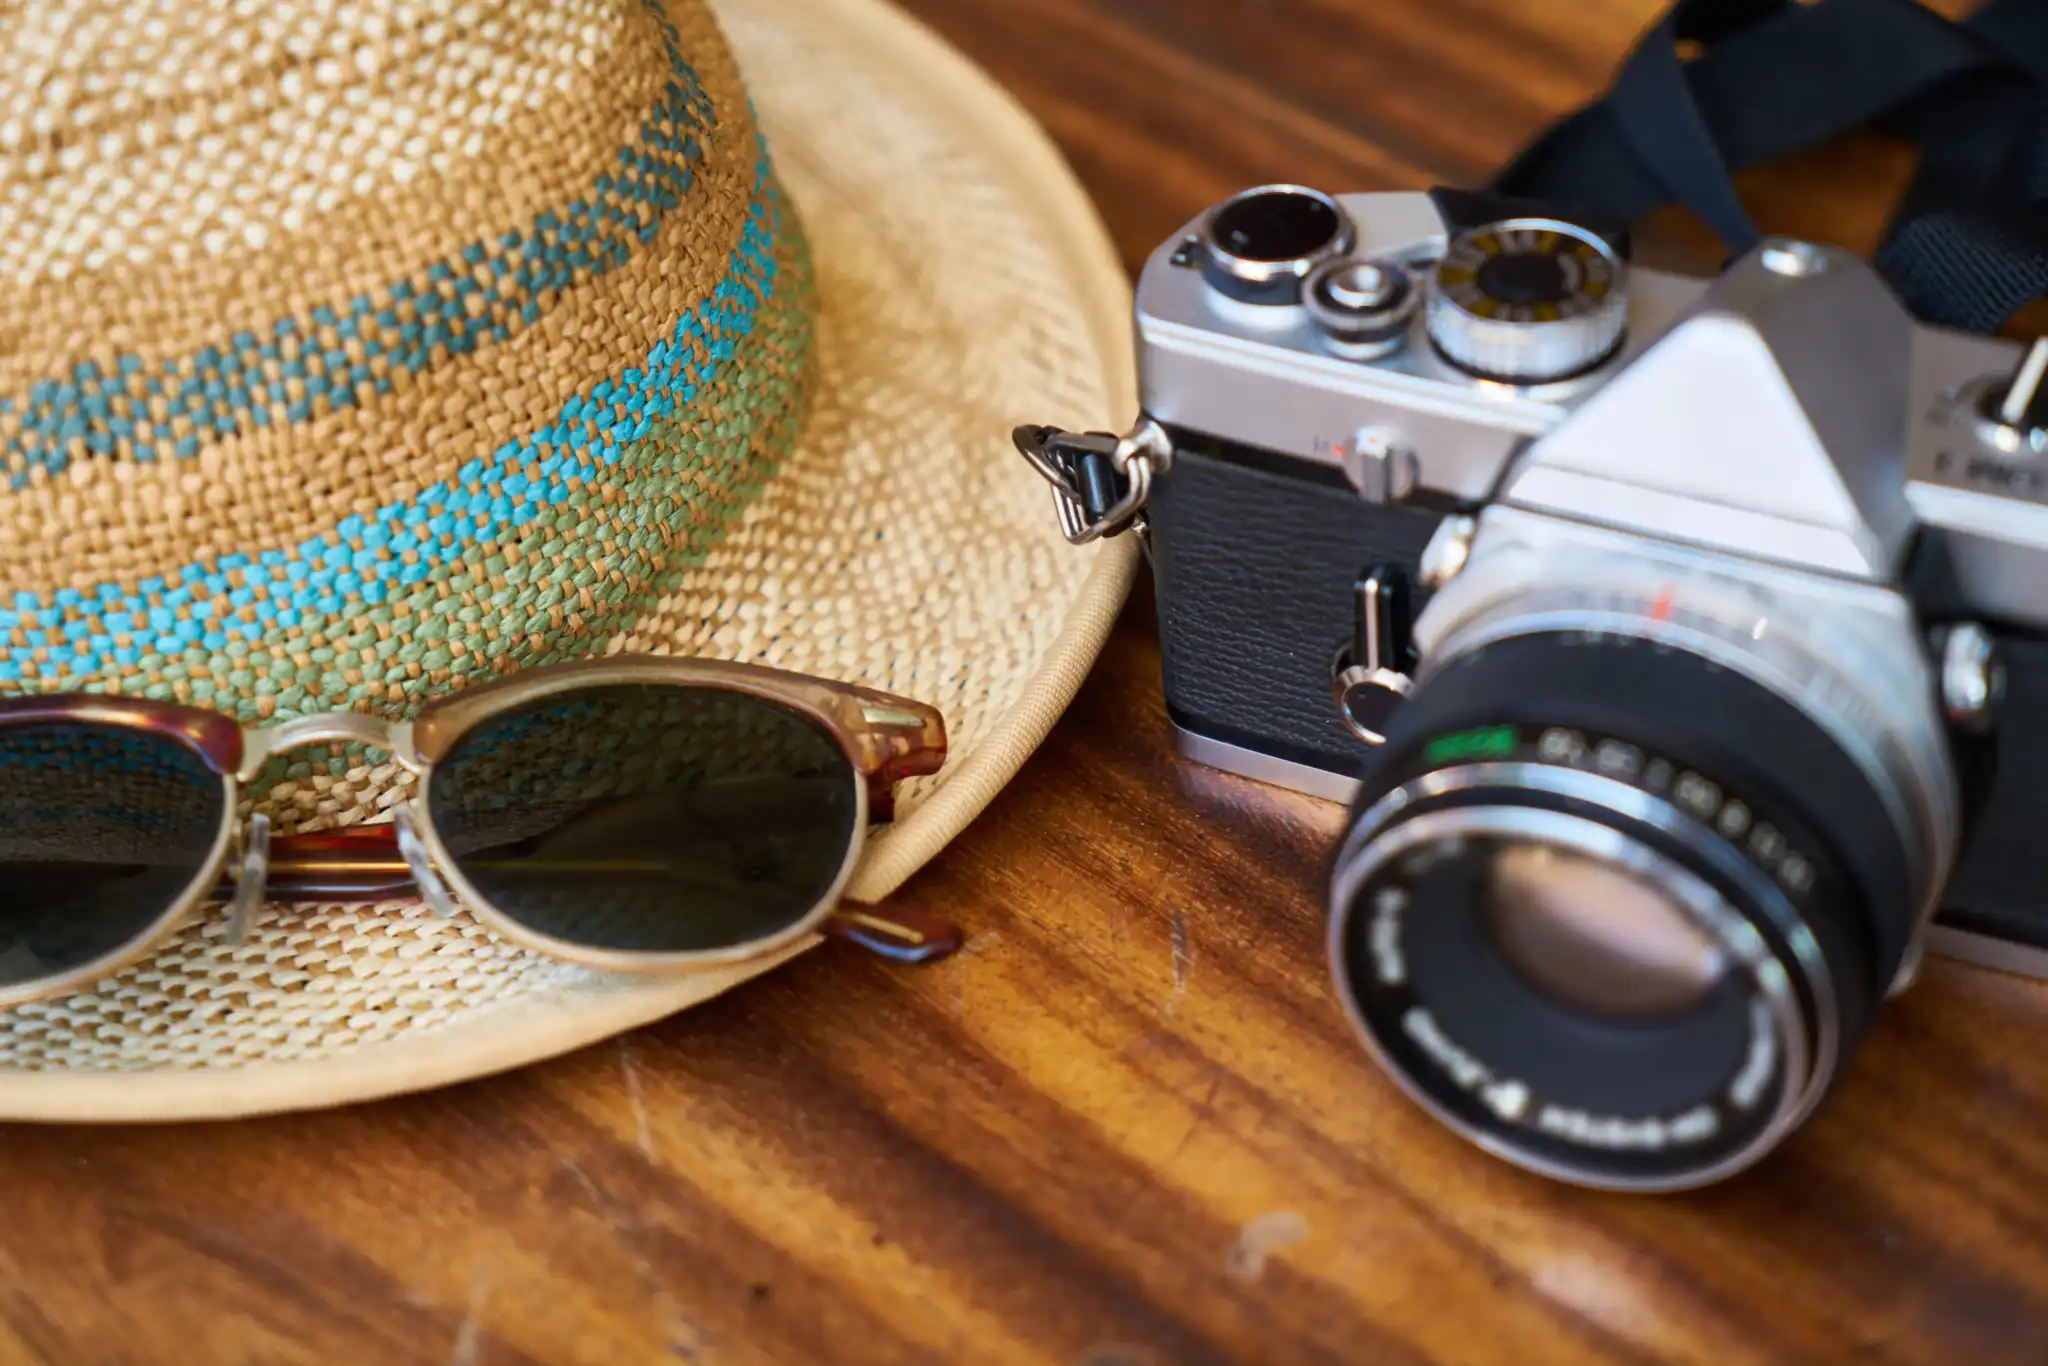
[1328,632,1921,1190]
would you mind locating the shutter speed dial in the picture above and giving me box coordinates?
[1427,218,1629,384]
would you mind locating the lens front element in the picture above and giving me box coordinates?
[1483,842,1729,1019]
[425,684,861,959]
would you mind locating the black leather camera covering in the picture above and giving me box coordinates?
[1147,436,1443,777]
[1905,546,2048,949]
[1938,633,2048,949]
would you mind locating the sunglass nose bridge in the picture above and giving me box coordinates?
[237,713,419,783]
[393,804,461,919]
[225,813,273,946]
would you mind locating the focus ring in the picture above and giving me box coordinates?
[1359,631,1913,1024]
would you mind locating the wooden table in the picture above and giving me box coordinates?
[13,2,2048,1362]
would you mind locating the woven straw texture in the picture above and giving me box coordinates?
[0,0,1137,1118]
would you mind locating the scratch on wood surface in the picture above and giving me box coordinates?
[449,1262,492,1366]
[1168,1066,1226,1162]
[619,1038,654,1159]
[1167,912,1193,1013]
[1226,1211,1309,1285]
[560,1156,604,1205]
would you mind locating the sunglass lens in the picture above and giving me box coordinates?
[425,684,862,955]
[0,722,228,988]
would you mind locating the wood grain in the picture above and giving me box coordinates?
[8,1,2048,1363]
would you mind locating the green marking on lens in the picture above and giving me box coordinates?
[1424,725,1517,763]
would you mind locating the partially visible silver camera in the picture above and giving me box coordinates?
[1021,182,2048,1190]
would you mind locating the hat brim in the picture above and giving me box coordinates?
[0,0,1137,1121]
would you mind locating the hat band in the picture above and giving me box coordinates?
[0,159,813,706]
[2,8,719,484]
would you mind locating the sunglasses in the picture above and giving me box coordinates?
[0,657,960,1008]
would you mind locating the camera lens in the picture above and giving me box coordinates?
[1482,843,1727,1018]
[1328,631,1942,1191]
[1196,186,1353,305]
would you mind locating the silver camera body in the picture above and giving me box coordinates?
[1111,184,2048,1187]
[1137,186,2048,975]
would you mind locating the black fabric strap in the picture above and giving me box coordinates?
[1494,0,2048,334]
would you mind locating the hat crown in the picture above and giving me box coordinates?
[0,0,815,719]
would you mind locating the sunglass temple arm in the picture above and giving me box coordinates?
[218,822,962,963]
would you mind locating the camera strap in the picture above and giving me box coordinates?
[1494,0,2048,335]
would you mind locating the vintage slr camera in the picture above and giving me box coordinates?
[1017,183,2048,1191]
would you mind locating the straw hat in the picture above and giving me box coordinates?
[0,0,1136,1118]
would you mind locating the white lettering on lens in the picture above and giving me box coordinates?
[1483,1080,1531,1122]
[1595,740,1641,780]
[1729,998,1778,1111]
[1403,1008,1489,1090]
[1643,758,1674,792]
[1750,823,1786,866]
[1539,728,1585,764]
[1534,1105,1721,1151]
[1669,1106,1720,1143]
[1717,800,1751,841]
[1779,854,1813,894]
[1675,772,1721,818]
[1371,888,1406,985]
[1538,1108,1668,1150]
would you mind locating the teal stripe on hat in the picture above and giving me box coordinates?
[0,12,712,485]
[0,157,787,691]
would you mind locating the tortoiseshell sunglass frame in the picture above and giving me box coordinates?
[0,656,955,1008]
